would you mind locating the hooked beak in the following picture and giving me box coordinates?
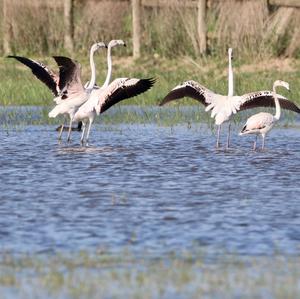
[123,43,127,47]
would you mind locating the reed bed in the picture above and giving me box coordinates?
[1,0,299,58]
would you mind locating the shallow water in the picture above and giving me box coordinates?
[1,110,300,256]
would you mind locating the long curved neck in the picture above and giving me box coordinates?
[86,48,97,90]
[228,54,234,97]
[273,85,281,120]
[103,44,113,88]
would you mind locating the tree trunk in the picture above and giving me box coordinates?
[132,0,141,58]
[285,27,300,57]
[64,0,74,53]
[197,0,207,54]
[3,0,11,55]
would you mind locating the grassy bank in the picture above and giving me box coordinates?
[0,250,299,299]
[0,55,299,108]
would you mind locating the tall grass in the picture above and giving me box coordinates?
[1,54,299,107]
[3,0,65,55]
[1,0,299,59]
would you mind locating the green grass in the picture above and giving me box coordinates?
[1,55,299,107]
[0,250,299,299]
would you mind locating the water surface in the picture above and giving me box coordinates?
[1,112,300,255]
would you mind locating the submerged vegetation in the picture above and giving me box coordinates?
[0,250,299,299]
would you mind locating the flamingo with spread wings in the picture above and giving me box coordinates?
[8,42,106,135]
[160,50,300,148]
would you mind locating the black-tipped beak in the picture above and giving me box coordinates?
[124,43,127,47]
[105,45,108,48]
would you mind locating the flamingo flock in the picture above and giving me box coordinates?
[8,43,300,150]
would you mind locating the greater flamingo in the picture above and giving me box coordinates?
[74,77,155,145]
[8,42,106,133]
[73,39,127,145]
[160,52,300,148]
[239,80,290,150]
[48,52,101,142]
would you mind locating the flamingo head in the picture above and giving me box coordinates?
[108,39,126,48]
[91,42,107,53]
[228,48,233,60]
[274,80,290,91]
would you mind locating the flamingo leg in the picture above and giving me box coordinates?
[216,125,221,148]
[67,117,73,143]
[80,122,87,146]
[226,122,231,149]
[58,123,64,141]
[253,135,257,151]
[85,118,94,146]
[261,134,266,150]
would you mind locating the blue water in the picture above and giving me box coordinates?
[0,106,300,256]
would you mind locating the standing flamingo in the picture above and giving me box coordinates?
[239,80,290,150]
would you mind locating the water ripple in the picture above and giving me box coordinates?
[0,123,300,255]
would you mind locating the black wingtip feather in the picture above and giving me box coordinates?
[241,125,247,133]
[143,77,156,88]
[99,77,156,114]
[7,55,24,59]
[6,55,59,96]
[52,56,74,67]
[159,89,179,106]
[159,96,169,106]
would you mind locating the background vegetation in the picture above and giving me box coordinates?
[0,0,299,106]
[1,0,299,58]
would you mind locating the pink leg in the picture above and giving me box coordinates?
[226,122,231,149]
[261,134,266,150]
[216,125,221,148]
[253,135,257,151]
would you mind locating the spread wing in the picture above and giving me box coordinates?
[98,78,155,114]
[8,55,59,96]
[52,56,85,99]
[238,91,300,113]
[160,80,216,107]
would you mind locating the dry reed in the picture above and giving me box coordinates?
[213,0,269,58]
[1,0,299,58]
